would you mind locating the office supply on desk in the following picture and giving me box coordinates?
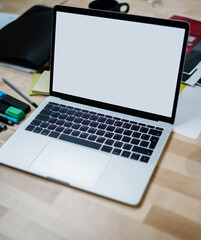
[89,0,129,13]
[0,5,53,71]
[0,6,189,205]
[32,71,50,95]
[29,74,42,96]
[0,122,7,130]
[0,102,25,120]
[0,113,18,124]
[2,79,38,108]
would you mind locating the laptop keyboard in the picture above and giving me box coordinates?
[25,102,164,163]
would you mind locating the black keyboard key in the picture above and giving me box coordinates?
[101,145,113,153]
[66,115,75,121]
[106,119,115,125]
[82,119,90,126]
[48,124,57,130]
[40,109,52,116]
[149,136,159,149]
[82,113,91,119]
[140,140,149,148]
[156,127,164,131]
[149,129,162,136]
[48,117,57,123]
[33,127,42,133]
[49,131,60,138]
[67,109,75,115]
[123,129,132,136]
[40,122,49,128]
[36,114,50,121]
[88,134,97,141]
[64,121,73,128]
[59,108,67,113]
[140,127,149,133]
[113,134,122,140]
[64,128,72,135]
[123,123,131,129]
[31,119,42,126]
[105,139,114,146]
[97,136,106,143]
[122,136,131,143]
[26,125,35,131]
[138,123,146,126]
[114,141,123,148]
[41,129,50,136]
[74,117,83,123]
[59,134,101,150]
[106,125,115,132]
[55,126,64,132]
[96,130,105,136]
[56,120,65,126]
[123,143,132,150]
[112,148,121,155]
[52,106,60,111]
[90,121,99,127]
[131,138,140,145]
[71,130,81,136]
[98,117,107,123]
[131,125,140,131]
[72,123,81,130]
[90,115,98,121]
[141,134,150,140]
[131,153,140,160]
[51,112,60,118]
[74,111,82,117]
[140,155,150,163]
[98,123,107,129]
[121,150,131,158]
[80,132,89,139]
[114,121,123,127]
[105,132,114,138]
[80,125,89,132]
[132,131,141,138]
[132,146,153,156]
[88,127,97,134]
[115,127,124,134]
[44,104,54,110]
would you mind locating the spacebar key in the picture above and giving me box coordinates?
[59,134,101,150]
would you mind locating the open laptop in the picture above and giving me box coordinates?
[0,6,189,205]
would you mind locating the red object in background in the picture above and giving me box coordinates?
[170,15,201,53]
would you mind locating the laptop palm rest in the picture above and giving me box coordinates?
[29,140,110,188]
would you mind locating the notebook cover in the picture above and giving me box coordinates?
[0,5,53,70]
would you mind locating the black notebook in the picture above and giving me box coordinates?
[0,5,53,70]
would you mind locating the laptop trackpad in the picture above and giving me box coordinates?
[29,139,110,188]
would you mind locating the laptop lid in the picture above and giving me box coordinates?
[50,6,189,124]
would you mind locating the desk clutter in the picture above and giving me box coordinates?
[0,5,53,72]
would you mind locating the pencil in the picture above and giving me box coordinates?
[2,78,38,108]
[0,122,7,130]
[0,113,14,125]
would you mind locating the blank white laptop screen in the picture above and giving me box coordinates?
[53,12,185,118]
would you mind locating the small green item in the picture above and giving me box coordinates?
[5,106,25,120]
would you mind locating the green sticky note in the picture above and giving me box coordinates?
[5,106,25,120]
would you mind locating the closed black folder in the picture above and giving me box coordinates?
[0,5,53,70]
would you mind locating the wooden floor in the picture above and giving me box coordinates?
[0,0,201,239]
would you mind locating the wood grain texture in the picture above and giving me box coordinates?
[0,0,201,239]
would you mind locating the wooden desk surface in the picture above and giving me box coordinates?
[0,0,201,239]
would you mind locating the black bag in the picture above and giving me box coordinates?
[0,5,53,70]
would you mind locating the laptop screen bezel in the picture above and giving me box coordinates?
[50,5,189,124]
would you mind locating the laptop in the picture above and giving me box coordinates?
[0,6,189,205]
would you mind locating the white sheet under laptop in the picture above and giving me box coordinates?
[0,6,188,205]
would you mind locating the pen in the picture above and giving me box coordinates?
[2,78,38,108]
[0,122,7,130]
[0,113,19,124]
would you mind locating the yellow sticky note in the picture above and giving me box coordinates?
[179,83,186,94]
[32,70,50,95]
[29,73,41,96]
